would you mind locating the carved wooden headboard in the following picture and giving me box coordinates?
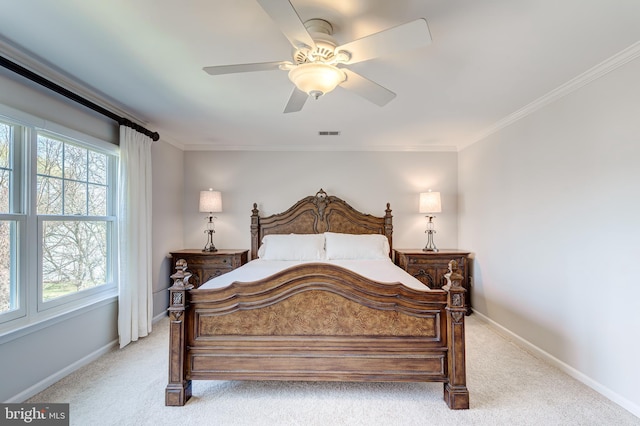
[250,189,393,260]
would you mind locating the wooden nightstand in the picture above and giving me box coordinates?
[169,249,249,288]
[394,249,472,315]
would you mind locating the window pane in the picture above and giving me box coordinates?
[63,180,87,215]
[0,123,12,214]
[0,220,17,314]
[37,135,63,178]
[37,176,63,215]
[88,151,107,185]
[88,184,107,216]
[64,144,87,181]
[0,170,9,213]
[42,221,107,301]
[36,135,110,218]
[0,123,10,168]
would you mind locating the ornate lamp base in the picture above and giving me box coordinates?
[423,215,438,252]
[423,230,438,252]
[203,229,217,252]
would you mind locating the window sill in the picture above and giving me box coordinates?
[0,290,118,345]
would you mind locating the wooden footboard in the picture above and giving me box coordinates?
[166,260,469,409]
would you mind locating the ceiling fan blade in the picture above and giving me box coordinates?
[340,69,396,106]
[256,0,316,50]
[336,18,431,65]
[283,87,308,113]
[203,61,289,75]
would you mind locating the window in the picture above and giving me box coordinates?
[37,133,115,307]
[0,111,118,331]
[0,122,17,316]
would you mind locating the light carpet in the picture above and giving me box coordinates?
[27,315,639,425]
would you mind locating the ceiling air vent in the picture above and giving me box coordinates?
[318,131,341,136]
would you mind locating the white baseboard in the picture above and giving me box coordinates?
[8,314,167,403]
[152,311,168,324]
[471,310,640,419]
[7,339,118,403]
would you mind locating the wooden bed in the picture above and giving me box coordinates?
[166,189,469,409]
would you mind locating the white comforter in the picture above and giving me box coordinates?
[199,258,430,292]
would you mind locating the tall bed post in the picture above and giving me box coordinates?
[250,203,260,260]
[443,260,470,409]
[384,202,393,257]
[165,259,194,406]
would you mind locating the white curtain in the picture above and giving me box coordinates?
[117,125,153,348]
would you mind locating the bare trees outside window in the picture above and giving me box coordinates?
[0,122,15,314]
[37,134,112,302]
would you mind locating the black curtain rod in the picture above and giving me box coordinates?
[0,55,160,141]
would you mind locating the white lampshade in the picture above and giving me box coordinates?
[199,189,222,213]
[419,191,441,214]
[288,63,346,99]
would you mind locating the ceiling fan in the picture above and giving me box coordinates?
[203,0,432,113]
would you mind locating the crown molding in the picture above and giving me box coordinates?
[154,131,185,150]
[0,37,147,126]
[460,41,640,151]
[181,143,457,152]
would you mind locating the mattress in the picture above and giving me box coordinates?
[198,258,430,292]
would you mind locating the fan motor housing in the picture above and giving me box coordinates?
[294,19,342,65]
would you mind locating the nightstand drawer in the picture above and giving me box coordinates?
[405,255,467,289]
[200,264,233,282]
[405,264,446,289]
[186,255,234,269]
[394,249,472,314]
[170,249,249,288]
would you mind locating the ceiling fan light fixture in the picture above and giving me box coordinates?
[288,63,346,99]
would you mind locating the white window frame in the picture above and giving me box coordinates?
[35,130,118,312]
[0,105,119,336]
[0,119,27,325]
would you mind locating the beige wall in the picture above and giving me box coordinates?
[0,68,117,142]
[151,140,184,317]
[181,150,459,253]
[459,56,640,415]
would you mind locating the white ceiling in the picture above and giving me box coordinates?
[1,0,639,151]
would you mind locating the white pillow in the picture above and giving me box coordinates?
[324,232,390,260]
[258,233,326,260]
